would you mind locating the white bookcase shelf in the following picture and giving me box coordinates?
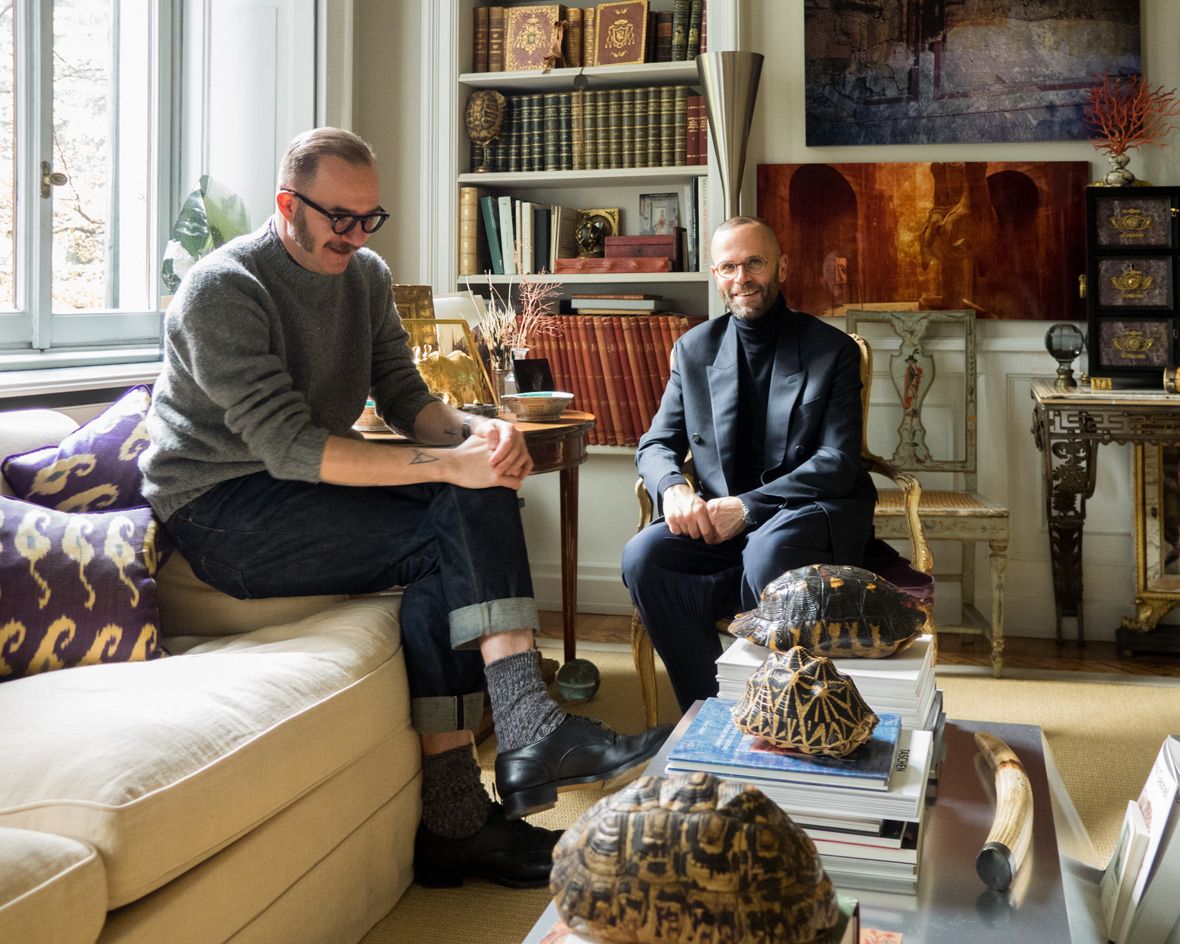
[460,61,700,92]
[458,166,709,187]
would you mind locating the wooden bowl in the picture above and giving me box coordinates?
[502,391,574,421]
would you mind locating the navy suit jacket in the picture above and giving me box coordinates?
[635,300,876,565]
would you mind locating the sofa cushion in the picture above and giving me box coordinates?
[156,550,348,638]
[0,827,106,944]
[0,495,164,680]
[0,412,80,498]
[2,386,151,511]
[0,597,407,909]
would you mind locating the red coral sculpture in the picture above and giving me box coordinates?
[1084,72,1180,156]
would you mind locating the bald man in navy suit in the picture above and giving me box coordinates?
[622,216,878,712]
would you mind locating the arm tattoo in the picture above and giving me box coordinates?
[410,449,440,465]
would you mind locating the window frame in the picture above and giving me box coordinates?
[0,0,181,358]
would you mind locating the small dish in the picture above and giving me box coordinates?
[502,391,574,422]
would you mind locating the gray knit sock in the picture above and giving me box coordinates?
[420,745,492,839]
[484,650,566,752]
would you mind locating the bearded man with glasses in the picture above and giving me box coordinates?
[142,127,669,892]
[622,216,880,713]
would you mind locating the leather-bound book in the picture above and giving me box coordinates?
[505,5,565,72]
[571,89,586,170]
[655,11,673,62]
[686,93,700,165]
[674,85,689,166]
[646,85,661,167]
[687,0,702,57]
[632,86,651,168]
[488,6,506,72]
[670,0,689,60]
[472,6,490,72]
[595,89,610,169]
[620,88,636,169]
[581,90,598,170]
[543,92,561,171]
[658,85,676,166]
[558,92,573,170]
[595,1,649,66]
[566,7,584,68]
[458,186,484,276]
[582,6,597,66]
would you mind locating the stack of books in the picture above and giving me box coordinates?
[1101,735,1180,944]
[666,697,934,893]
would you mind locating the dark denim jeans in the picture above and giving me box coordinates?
[164,472,538,732]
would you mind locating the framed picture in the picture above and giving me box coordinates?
[400,318,497,407]
[393,284,436,320]
[513,357,555,393]
[639,192,680,235]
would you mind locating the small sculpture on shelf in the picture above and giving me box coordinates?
[464,89,506,174]
[573,208,618,258]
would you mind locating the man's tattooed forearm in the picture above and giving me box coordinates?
[410,449,439,464]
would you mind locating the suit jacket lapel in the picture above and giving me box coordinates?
[765,316,804,471]
[706,319,740,490]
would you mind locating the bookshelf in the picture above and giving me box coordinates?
[423,1,742,317]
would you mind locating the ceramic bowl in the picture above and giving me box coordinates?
[502,391,574,421]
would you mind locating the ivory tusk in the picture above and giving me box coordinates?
[974,731,1033,891]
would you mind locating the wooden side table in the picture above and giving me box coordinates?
[364,410,596,666]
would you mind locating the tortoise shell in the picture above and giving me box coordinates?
[732,647,879,758]
[550,772,838,944]
[728,563,924,658]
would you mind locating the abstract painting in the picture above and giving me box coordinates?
[757,161,1089,321]
[804,0,1140,146]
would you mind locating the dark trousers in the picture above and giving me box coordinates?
[621,502,834,713]
[163,472,537,732]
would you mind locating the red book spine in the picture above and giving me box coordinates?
[619,316,655,435]
[636,316,666,412]
[549,324,573,394]
[608,317,644,445]
[590,316,628,445]
[654,315,676,389]
[570,317,606,445]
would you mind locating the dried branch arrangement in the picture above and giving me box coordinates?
[1083,72,1180,156]
[468,257,562,370]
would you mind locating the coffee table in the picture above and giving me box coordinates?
[524,703,1109,943]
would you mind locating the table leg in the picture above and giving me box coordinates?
[559,465,579,665]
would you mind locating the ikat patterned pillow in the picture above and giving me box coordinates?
[2,385,152,511]
[0,495,164,680]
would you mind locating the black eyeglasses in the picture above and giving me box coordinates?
[280,188,390,235]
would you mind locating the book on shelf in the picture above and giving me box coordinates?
[582,4,596,66]
[605,233,681,269]
[472,5,490,72]
[670,0,689,60]
[550,205,581,269]
[497,195,517,275]
[570,293,661,307]
[654,10,673,61]
[478,195,505,275]
[488,5,506,72]
[458,186,485,277]
[590,316,629,445]
[504,5,565,72]
[609,316,645,441]
[666,697,904,791]
[565,6,583,68]
[1103,799,1151,943]
[618,317,656,431]
[1122,735,1180,944]
[595,1,649,66]
[532,204,552,274]
[686,0,703,57]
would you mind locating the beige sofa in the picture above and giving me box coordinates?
[0,409,421,943]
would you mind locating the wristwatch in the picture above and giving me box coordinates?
[739,499,755,527]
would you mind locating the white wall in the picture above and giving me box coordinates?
[354,0,1180,641]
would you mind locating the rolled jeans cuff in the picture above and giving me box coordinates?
[449,596,540,648]
[411,691,486,734]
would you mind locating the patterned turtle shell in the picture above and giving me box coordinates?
[728,563,924,658]
[732,647,879,757]
[550,772,839,944]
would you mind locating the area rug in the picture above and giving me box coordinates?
[362,643,1180,944]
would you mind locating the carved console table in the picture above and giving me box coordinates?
[1031,380,1180,649]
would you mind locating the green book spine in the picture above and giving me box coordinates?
[674,85,689,166]
[687,0,702,58]
[659,85,676,166]
[607,88,623,169]
[632,86,649,169]
[596,89,610,170]
[558,91,573,170]
[670,0,689,61]
[543,92,561,172]
[582,90,598,171]
[571,89,586,171]
[505,94,521,173]
[646,85,661,167]
[529,93,545,172]
[620,88,636,169]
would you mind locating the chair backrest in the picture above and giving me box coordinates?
[844,309,978,486]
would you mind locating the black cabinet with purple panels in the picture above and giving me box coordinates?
[1086,185,1180,388]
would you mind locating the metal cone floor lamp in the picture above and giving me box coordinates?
[696,51,764,219]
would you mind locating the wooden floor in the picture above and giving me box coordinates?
[537,611,1180,677]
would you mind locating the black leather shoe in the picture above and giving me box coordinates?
[414,803,562,889]
[495,716,673,819]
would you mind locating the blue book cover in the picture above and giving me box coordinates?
[667,698,903,791]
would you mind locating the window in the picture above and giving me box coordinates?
[0,0,176,354]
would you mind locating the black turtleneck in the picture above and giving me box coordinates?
[732,301,785,494]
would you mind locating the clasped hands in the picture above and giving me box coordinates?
[661,483,747,544]
[450,415,533,490]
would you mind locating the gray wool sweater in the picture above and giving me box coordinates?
[141,219,438,522]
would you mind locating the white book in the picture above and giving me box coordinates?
[1103,799,1151,942]
[518,200,534,275]
[812,820,922,866]
[497,195,516,276]
[1125,736,1180,944]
